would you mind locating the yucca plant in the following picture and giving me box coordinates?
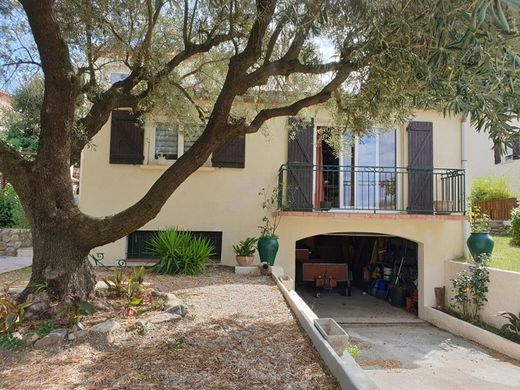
[149,228,214,275]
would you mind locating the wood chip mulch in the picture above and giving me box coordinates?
[0,265,339,390]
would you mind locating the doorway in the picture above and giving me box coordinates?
[295,233,420,323]
[319,129,398,210]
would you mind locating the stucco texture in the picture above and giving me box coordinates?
[79,109,467,320]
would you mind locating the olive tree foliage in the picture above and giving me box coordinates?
[0,0,517,299]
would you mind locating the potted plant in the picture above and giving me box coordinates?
[233,237,258,266]
[467,206,494,262]
[257,187,282,266]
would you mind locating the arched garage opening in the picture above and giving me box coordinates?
[295,232,420,322]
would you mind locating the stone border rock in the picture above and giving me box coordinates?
[7,284,189,349]
[270,266,379,390]
[0,228,31,256]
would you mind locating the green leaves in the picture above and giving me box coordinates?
[233,237,258,256]
[149,228,214,275]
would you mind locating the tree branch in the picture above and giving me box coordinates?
[246,63,355,132]
[0,140,29,187]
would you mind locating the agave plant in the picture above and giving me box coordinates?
[149,228,214,275]
[499,311,520,335]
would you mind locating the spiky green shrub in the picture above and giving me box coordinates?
[511,206,520,246]
[149,228,214,275]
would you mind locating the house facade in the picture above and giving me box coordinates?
[80,108,469,319]
[467,119,520,194]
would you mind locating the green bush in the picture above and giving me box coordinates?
[511,206,520,246]
[0,184,29,228]
[149,228,214,275]
[471,176,513,202]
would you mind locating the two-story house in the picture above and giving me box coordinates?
[79,107,470,320]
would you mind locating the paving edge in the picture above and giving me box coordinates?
[270,266,379,390]
[424,306,520,361]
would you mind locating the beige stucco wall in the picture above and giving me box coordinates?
[444,260,520,329]
[467,120,520,195]
[80,108,467,319]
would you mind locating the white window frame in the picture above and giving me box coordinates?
[149,123,203,166]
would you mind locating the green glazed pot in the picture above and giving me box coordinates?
[467,232,494,262]
[258,236,279,266]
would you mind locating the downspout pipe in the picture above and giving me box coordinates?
[461,113,470,259]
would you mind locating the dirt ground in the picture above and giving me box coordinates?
[0,266,339,390]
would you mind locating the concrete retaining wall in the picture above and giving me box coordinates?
[271,266,379,390]
[0,228,32,256]
[444,260,520,329]
[424,307,520,361]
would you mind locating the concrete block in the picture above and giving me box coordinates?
[234,266,260,275]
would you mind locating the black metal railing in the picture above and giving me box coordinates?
[277,164,465,214]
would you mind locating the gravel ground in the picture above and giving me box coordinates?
[0,265,339,390]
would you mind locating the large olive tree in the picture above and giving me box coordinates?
[0,0,518,302]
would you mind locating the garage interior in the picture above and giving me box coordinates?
[295,233,421,323]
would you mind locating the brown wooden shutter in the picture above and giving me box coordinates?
[211,135,246,168]
[494,144,502,164]
[109,110,145,164]
[287,117,314,211]
[407,121,433,213]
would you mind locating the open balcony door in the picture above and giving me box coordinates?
[339,130,397,210]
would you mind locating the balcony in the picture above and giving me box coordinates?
[277,164,466,216]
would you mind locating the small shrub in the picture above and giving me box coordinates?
[103,266,146,305]
[345,343,360,358]
[35,320,56,336]
[149,228,214,275]
[233,237,258,256]
[0,184,29,228]
[511,206,520,246]
[471,176,513,202]
[0,295,32,333]
[0,333,24,350]
[450,256,490,322]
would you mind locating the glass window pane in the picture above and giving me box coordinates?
[379,130,396,167]
[155,125,178,160]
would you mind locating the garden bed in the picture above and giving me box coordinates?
[0,265,339,389]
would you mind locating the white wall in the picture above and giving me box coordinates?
[444,260,520,329]
[467,120,520,195]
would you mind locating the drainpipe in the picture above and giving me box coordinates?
[461,113,470,259]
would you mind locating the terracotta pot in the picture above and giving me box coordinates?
[235,255,254,266]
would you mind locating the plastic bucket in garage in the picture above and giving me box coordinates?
[388,286,407,308]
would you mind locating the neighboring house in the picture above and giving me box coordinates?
[467,119,520,194]
[79,106,473,320]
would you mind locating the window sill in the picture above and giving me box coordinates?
[139,164,215,172]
